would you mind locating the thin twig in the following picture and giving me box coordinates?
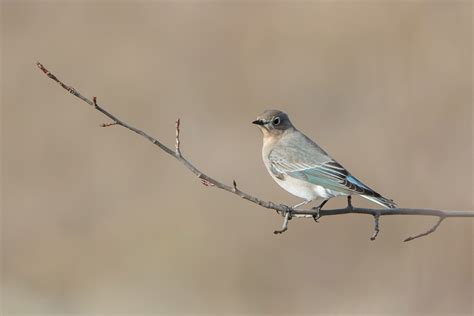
[100,122,119,127]
[232,180,238,192]
[274,211,291,234]
[95,97,119,127]
[347,195,353,210]
[370,213,380,241]
[36,62,474,241]
[403,216,446,242]
[175,118,181,156]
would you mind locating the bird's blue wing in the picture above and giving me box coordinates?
[267,132,396,208]
[269,151,381,197]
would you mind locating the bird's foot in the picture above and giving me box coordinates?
[312,210,320,223]
[312,199,329,223]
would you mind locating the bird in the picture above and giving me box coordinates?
[252,109,396,216]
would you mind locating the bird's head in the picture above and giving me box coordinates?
[252,109,293,137]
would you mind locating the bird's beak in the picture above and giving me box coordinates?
[252,119,266,125]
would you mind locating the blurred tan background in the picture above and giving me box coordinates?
[1,1,472,315]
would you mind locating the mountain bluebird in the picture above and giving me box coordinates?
[253,110,396,214]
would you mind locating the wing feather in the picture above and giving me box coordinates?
[269,149,381,197]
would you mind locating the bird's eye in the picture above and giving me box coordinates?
[272,117,281,126]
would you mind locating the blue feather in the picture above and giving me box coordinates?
[346,175,371,190]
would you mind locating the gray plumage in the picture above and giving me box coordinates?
[253,109,396,209]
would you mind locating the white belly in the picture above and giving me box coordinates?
[270,172,345,201]
[261,137,345,202]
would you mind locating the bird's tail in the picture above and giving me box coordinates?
[361,195,397,209]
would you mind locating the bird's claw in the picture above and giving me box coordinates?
[312,207,321,223]
[311,199,328,223]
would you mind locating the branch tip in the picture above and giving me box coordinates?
[36,62,48,74]
[100,122,118,128]
[175,118,181,154]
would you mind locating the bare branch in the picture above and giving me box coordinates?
[36,62,474,241]
[403,216,446,242]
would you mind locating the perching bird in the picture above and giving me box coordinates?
[253,110,396,213]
